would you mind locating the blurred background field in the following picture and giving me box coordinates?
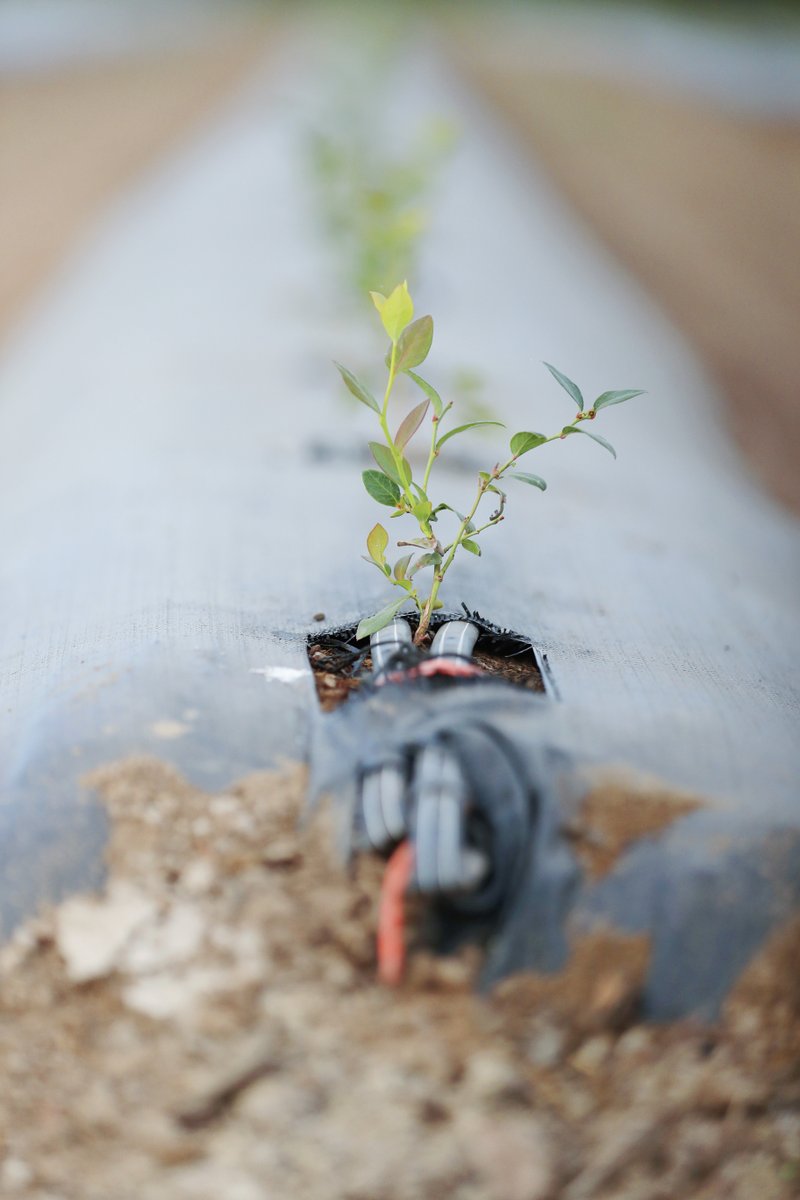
[0,0,273,338]
[1,0,799,508]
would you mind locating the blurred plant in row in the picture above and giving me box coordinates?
[308,113,456,298]
[337,283,644,646]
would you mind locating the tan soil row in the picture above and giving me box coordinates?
[0,758,798,1199]
[0,20,273,341]
[447,28,800,514]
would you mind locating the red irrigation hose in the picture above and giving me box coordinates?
[377,839,415,986]
[379,658,485,687]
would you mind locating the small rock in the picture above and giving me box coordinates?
[569,1035,612,1077]
[56,881,156,983]
[614,1027,653,1060]
[209,924,261,963]
[210,795,240,817]
[466,1050,528,1104]
[527,1023,565,1068]
[122,965,232,1020]
[262,836,302,868]
[587,968,639,1029]
[121,904,205,974]
[1,1158,33,1190]
[181,858,216,894]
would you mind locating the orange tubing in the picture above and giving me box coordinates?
[377,839,415,986]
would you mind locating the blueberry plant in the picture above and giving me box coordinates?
[337,282,644,647]
[309,116,455,299]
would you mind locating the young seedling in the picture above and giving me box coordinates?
[309,113,456,298]
[337,282,644,647]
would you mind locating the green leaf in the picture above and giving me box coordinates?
[371,281,413,343]
[510,431,547,457]
[369,442,411,487]
[361,555,386,574]
[362,470,402,506]
[579,429,617,457]
[436,420,505,452]
[366,523,388,564]
[335,363,380,413]
[431,502,473,531]
[509,471,547,490]
[593,389,645,411]
[544,363,584,411]
[356,598,408,641]
[563,426,617,458]
[477,474,503,496]
[393,554,413,581]
[408,552,441,577]
[395,315,433,372]
[406,370,443,418]
[461,539,481,556]
[412,498,433,524]
[395,399,430,452]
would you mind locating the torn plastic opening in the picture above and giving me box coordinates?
[311,616,575,988]
[307,605,550,712]
[310,615,800,1021]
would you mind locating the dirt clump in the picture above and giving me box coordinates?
[0,758,798,1200]
[566,767,704,880]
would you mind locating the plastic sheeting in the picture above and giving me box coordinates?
[1,24,799,971]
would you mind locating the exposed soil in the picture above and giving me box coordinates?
[447,23,800,513]
[1,757,798,1200]
[308,641,375,711]
[308,620,545,712]
[566,767,705,881]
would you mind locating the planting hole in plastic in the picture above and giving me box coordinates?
[306,610,552,711]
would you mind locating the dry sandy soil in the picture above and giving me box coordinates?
[1,757,798,1200]
[447,24,800,514]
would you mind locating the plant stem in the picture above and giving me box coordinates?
[378,343,417,511]
[422,418,438,494]
[381,343,397,419]
[421,402,450,494]
[412,417,583,644]
[414,475,489,645]
[469,516,503,538]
